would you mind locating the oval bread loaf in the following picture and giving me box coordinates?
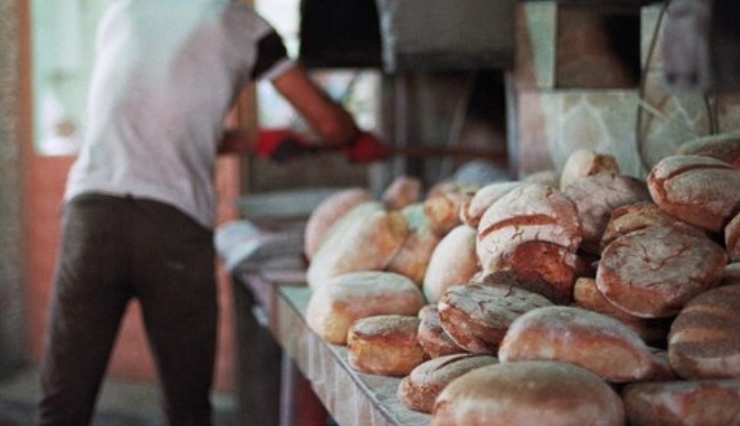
[422,225,479,304]
[417,305,466,359]
[559,149,620,191]
[431,361,625,426]
[498,306,655,382]
[306,271,425,345]
[347,314,427,377]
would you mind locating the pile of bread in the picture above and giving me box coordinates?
[302,143,740,426]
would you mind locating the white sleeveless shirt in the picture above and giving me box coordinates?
[65,0,293,228]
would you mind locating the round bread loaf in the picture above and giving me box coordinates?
[423,192,469,237]
[422,225,479,304]
[498,306,655,382]
[382,175,422,210]
[573,277,671,345]
[476,183,582,275]
[306,202,409,290]
[725,212,740,263]
[303,187,374,260]
[647,155,740,232]
[459,181,522,228]
[559,149,620,191]
[306,271,425,345]
[623,379,740,426]
[347,315,427,377]
[386,203,441,285]
[417,305,466,358]
[438,282,553,355]
[562,173,651,254]
[677,136,740,169]
[397,353,498,413]
[596,225,726,318]
[600,201,706,250]
[668,284,740,379]
[431,361,625,426]
[488,242,582,304]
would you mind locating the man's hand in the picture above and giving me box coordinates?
[344,131,392,164]
[255,128,318,163]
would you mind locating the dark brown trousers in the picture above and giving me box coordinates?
[36,194,217,426]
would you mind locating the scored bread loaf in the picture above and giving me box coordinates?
[306,271,425,345]
[498,306,655,383]
[416,305,466,358]
[476,183,582,275]
[677,136,740,169]
[562,173,651,254]
[647,155,740,232]
[347,315,427,377]
[459,181,522,228]
[431,361,625,426]
[422,224,479,304]
[306,202,408,290]
[438,282,553,355]
[303,187,374,260]
[596,224,726,318]
[668,284,740,380]
[623,379,740,426]
[397,353,498,414]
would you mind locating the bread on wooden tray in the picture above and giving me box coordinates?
[397,353,497,414]
[347,314,427,377]
[306,271,425,345]
[431,361,625,426]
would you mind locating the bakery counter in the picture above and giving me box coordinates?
[232,270,431,426]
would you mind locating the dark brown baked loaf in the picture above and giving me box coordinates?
[596,225,726,318]
[397,353,498,413]
[623,379,740,426]
[498,306,655,383]
[647,154,740,232]
[437,282,553,355]
[476,183,582,275]
[668,284,740,380]
[416,305,466,358]
[431,361,625,426]
[347,314,427,377]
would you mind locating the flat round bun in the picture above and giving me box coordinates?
[347,315,427,377]
[431,361,624,426]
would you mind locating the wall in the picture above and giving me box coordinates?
[509,2,740,179]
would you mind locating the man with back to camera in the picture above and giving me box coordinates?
[35,0,388,424]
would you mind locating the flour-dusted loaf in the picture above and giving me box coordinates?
[422,225,479,304]
[397,353,498,414]
[476,183,582,275]
[726,212,740,263]
[623,379,740,426]
[306,202,409,290]
[573,277,671,345]
[677,136,740,169]
[423,191,469,237]
[347,315,427,377]
[306,271,425,345]
[600,201,706,250]
[303,187,374,260]
[596,225,726,318]
[459,181,522,228]
[382,175,422,210]
[559,149,620,191]
[562,173,651,254]
[498,306,655,382]
[647,155,740,232]
[486,242,584,305]
[386,203,442,285]
[438,282,553,355]
[668,284,740,380]
[431,361,625,426]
